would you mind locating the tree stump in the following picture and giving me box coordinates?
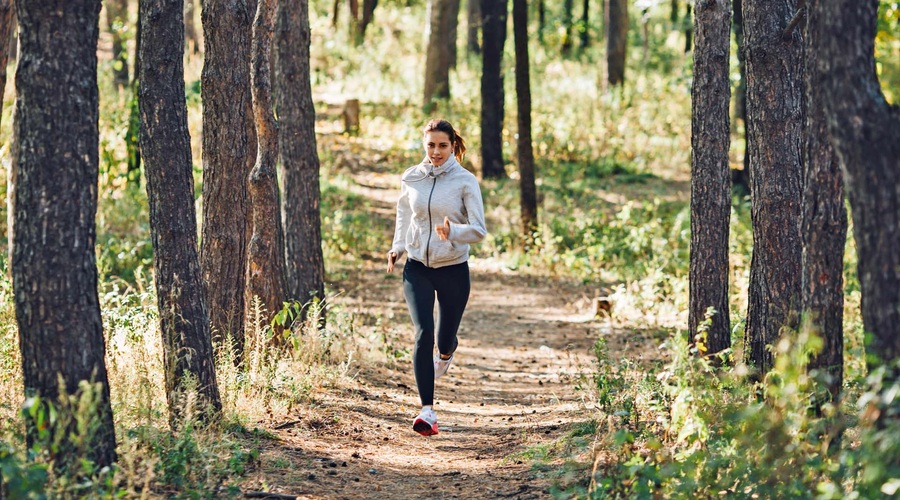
[343,98,360,135]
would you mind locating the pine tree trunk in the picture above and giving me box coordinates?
[580,0,590,48]
[513,0,536,245]
[671,0,679,23]
[184,0,200,54]
[423,0,453,110]
[562,0,574,55]
[357,0,377,43]
[466,0,480,55]
[607,0,627,86]
[812,0,900,374]
[12,0,116,468]
[2,0,15,275]
[802,0,846,405]
[247,0,287,336]
[689,0,732,357]
[140,0,222,422]
[743,0,804,376]
[276,0,326,318]
[684,3,693,52]
[480,0,507,179]
[732,0,750,193]
[201,0,256,356]
[537,0,545,43]
[106,0,129,87]
[447,0,461,69]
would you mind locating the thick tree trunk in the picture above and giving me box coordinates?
[184,0,200,54]
[689,0,732,357]
[12,0,116,468]
[743,0,804,376]
[803,0,846,405]
[812,0,900,374]
[732,0,750,193]
[276,0,326,319]
[201,0,256,356]
[140,0,222,421]
[607,0,627,86]
[2,1,15,275]
[466,0,480,55]
[423,0,453,110]
[480,0,507,179]
[247,0,287,336]
[513,0,536,246]
[106,0,129,87]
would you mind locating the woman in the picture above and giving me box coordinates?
[387,119,487,436]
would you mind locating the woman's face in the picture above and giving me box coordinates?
[423,130,453,166]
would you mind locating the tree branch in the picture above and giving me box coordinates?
[783,0,807,41]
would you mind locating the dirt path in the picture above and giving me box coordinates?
[237,158,659,499]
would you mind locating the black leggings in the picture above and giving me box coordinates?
[403,258,470,406]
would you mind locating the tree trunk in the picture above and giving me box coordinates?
[537,0,545,43]
[684,3,693,52]
[671,0,679,23]
[276,0,326,320]
[467,0,480,55]
[732,0,750,193]
[201,0,256,356]
[607,0,627,86]
[513,0,536,246]
[802,0,846,406]
[184,0,200,54]
[447,0,461,69]
[12,0,116,468]
[580,0,590,49]
[812,0,900,374]
[357,0,377,43]
[125,3,142,185]
[423,0,453,110]
[2,1,15,275]
[247,0,287,336]
[689,0,732,357]
[139,0,222,422]
[743,0,804,376]
[106,0,129,87]
[480,0,507,179]
[562,0,574,55]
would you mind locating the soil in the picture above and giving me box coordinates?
[237,155,664,500]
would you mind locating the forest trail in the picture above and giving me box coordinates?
[240,161,661,499]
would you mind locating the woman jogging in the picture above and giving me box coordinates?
[387,119,487,436]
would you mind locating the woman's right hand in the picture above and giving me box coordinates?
[387,251,398,273]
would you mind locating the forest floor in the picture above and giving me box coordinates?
[235,157,666,499]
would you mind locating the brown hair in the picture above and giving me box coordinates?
[423,119,467,161]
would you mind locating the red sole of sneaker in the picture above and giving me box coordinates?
[413,418,439,436]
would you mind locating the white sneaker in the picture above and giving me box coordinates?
[433,353,454,379]
[412,407,439,436]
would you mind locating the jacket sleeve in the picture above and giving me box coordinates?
[390,181,411,258]
[448,176,488,244]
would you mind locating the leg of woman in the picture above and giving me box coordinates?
[434,262,471,358]
[403,259,437,406]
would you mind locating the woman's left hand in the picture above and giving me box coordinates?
[435,216,451,241]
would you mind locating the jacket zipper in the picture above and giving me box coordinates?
[425,176,437,267]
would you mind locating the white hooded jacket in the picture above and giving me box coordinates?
[390,156,487,268]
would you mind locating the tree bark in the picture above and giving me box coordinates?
[247,0,287,335]
[140,0,222,421]
[106,0,129,87]
[689,0,732,357]
[480,0,507,179]
[802,0,846,405]
[743,0,804,376]
[423,0,454,110]
[513,0,536,246]
[201,0,256,356]
[607,0,627,86]
[812,0,900,373]
[2,1,15,275]
[467,0,480,55]
[12,0,116,468]
[276,0,326,318]
[184,0,200,54]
